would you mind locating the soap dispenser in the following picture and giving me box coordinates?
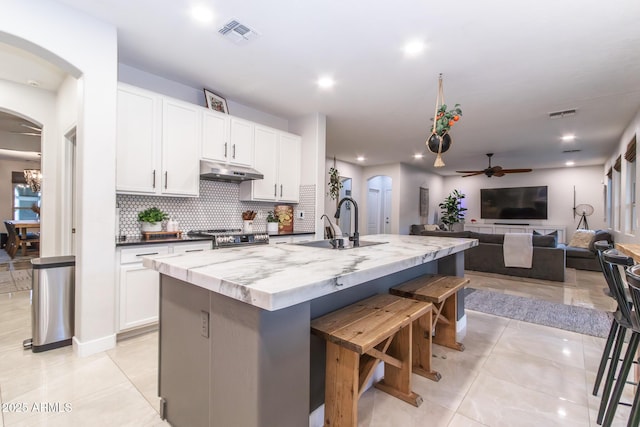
[167,217,179,232]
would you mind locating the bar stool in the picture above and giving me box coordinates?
[623,265,640,427]
[598,249,636,427]
[311,293,432,427]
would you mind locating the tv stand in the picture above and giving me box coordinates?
[464,223,566,244]
[495,222,529,226]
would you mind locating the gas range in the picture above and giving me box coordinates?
[187,229,269,248]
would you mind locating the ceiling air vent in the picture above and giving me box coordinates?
[548,109,577,119]
[562,149,581,153]
[218,19,259,45]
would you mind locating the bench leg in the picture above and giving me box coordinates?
[374,324,423,407]
[412,311,441,382]
[433,294,465,352]
[325,341,359,427]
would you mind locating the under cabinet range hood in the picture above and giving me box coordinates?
[199,160,264,182]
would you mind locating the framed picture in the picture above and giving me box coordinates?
[204,89,229,114]
[419,187,429,217]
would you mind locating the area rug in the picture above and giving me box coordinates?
[465,288,612,338]
[0,269,32,294]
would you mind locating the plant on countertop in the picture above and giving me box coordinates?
[439,190,467,231]
[266,211,280,223]
[137,207,169,224]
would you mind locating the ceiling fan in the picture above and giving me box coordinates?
[456,153,533,178]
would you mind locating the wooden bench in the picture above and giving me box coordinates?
[311,293,432,427]
[390,274,469,355]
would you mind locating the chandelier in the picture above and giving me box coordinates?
[23,169,42,192]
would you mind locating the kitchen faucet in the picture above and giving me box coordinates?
[335,197,359,247]
[320,214,343,248]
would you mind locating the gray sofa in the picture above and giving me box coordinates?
[409,226,565,282]
[557,230,613,271]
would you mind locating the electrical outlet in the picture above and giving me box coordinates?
[201,311,209,338]
[297,210,305,219]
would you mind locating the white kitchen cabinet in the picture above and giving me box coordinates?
[116,84,200,197]
[117,240,212,332]
[239,126,301,202]
[118,245,169,331]
[201,111,254,167]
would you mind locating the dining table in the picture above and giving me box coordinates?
[5,219,40,256]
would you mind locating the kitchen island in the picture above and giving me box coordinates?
[143,234,477,427]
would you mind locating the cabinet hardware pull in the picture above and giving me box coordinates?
[224,142,228,158]
[280,184,283,197]
[165,171,168,189]
[185,249,203,253]
[152,170,156,188]
[136,252,159,257]
[232,144,236,159]
[274,184,277,197]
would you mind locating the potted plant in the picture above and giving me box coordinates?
[266,211,280,234]
[138,207,169,233]
[327,165,342,201]
[439,190,467,231]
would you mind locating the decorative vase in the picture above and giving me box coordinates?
[141,222,162,233]
[243,220,253,234]
[267,222,279,234]
[427,132,452,154]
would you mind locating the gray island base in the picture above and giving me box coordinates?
[144,234,478,427]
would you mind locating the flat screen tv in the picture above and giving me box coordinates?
[480,186,548,220]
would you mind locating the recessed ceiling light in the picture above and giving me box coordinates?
[413,153,424,159]
[403,40,426,57]
[356,156,365,162]
[27,80,40,87]
[317,77,335,89]
[561,134,576,142]
[189,4,214,24]
[565,161,575,166]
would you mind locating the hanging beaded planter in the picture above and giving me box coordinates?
[427,73,462,167]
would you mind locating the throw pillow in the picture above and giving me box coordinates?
[424,224,440,231]
[568,229,596,249]
[532,230,558,247]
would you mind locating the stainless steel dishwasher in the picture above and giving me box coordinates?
[24,256,75,353]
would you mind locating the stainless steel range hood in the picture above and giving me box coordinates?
[199,160,264,182]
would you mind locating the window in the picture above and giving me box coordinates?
[11,171,41,220]
[606,168,613,229]
[625,136,637,233]
[613,156,622,231]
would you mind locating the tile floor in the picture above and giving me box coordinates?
[0,269,633,426]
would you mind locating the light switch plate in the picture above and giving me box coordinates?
[297,211,305,219]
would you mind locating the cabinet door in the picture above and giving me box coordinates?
[277,133,301,202]
[119,263,160,330]
[202,110,229,162]
[252,126,278,200]
[116,86,160,194]
[229,117,254,166]
[162,99,201,196]
[172,241,212,254]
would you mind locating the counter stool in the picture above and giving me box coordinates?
[311,294,431,427]
[390,274,469,361]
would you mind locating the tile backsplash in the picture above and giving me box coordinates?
[117,181,316,237]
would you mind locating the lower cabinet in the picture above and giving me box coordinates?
[117,241,212,332]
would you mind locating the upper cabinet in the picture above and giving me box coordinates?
[202,110,253,166]
[239,125,301,203]
[116,84,200,197]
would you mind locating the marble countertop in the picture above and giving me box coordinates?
[143,234,478,311]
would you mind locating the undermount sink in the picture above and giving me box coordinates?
[294,239,387,250]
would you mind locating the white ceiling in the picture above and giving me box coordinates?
[5,0,640,174]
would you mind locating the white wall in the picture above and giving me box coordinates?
[442,165,606,242]
[604,108,640,245]
[119,63,290,131]
[323,158,364,217]
[2,0,119,356]
[398,163,444,234]
[0,158,40,221]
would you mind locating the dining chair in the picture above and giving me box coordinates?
[3,221,19,259]
[599,249,636,427]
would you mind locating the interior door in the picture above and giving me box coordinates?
[367,188,381,235]
[383,188,392,234]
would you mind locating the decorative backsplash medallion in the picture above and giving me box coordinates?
[117,181,316,237]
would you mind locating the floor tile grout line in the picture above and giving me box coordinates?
[106,349,161,415]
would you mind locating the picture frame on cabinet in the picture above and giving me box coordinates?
[204,89,229,114]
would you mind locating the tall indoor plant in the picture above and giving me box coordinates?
[439,190,467,231]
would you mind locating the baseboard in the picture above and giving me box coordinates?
[72,334,116,357]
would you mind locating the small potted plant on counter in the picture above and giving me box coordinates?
[266,211,280,234]
[138,207,169,233]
